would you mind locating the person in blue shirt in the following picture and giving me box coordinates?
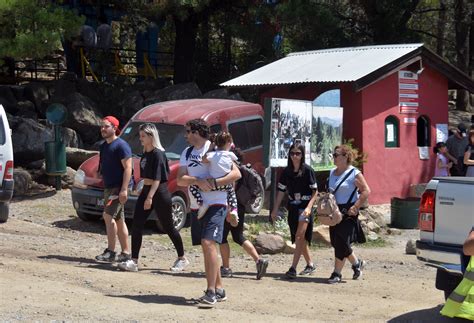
[95,116,132,263]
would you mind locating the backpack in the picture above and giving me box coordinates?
[316,168,356,226]
[235,163,263,210]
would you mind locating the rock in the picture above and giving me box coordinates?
[46,167,76,189]
[66,147,98,169]
[16,100,37,119]
[254,233,285,254]
[145,82,202,105]
[26,159,45,170]
[13,168,32,196]
[10,85,25,101]
[61,127,82,148]
[312,225,331,246]
[283,240,295,254]
[367,221,381,233]
[227,93,243,101]
[386,228,402,235]
[49,79,77,104]
[10,116,53,163]
[24,82,49,114]
[409,184,427,198]
[119,90,143,119]
[360,205,388,228]
[202,88,230,99]
[0,85,18,114]
[367,231,379,241]
[406,239,416,255]
[64,93,102,144]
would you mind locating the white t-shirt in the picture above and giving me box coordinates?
[206,150,237,178]
[328,166,361,204]
[179,141,227,208]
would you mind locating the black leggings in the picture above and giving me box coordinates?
[132,184,184,259]
[221,203,247,246]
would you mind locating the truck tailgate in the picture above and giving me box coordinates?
[434,178,474,245]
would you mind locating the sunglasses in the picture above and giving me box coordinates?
[333,152,345,158]
[290,151,302,157]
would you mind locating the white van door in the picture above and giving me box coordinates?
[0,105,13,183]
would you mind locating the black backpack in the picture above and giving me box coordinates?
[235,163,263,208]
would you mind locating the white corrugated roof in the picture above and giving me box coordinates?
[221,43,424,87]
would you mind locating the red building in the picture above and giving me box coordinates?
[222,44,474,204]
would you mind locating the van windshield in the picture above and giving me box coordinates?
[120,122,187,160]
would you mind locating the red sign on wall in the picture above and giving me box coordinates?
[399,70,418,114]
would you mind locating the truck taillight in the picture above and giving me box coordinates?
[419,189,435,232]
[4,160,13,180]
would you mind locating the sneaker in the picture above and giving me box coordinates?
[328,272,342,284]
[256,258,269,280]
[216,288,227,302]
[220,266,233,278]
[197,204,209,219]
[228,210,239,227]
[198,290,217,307]
[117,259,138,272]
[299,264,316,276]
[352,259,366,280]
[95,248,116,262]
[285,266,297,279]
[170,257,190,272]
[116,252,131,263]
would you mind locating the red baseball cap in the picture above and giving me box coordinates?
[102,116,120,135]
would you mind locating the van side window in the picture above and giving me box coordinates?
[0,116,5,145]
[228,118,263,150]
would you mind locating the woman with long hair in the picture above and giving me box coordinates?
[118,123,188,272]
[271,143,318,279]
[327,144,370,284]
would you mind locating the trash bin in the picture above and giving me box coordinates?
[44,141,66,175]
[390,197,420,229]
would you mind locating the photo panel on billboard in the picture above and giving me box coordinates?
[311,106,343,170]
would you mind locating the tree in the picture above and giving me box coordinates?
[0,0,84,60]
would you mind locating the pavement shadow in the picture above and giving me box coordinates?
[231,271,337,284]
[12,190,57,202]
[107,293,195,307]
[38,254,98,265]
[52,218,157,235]
[149,269,205,279]
[388,305,470,322]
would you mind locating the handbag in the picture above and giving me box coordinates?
[317,168,355,226]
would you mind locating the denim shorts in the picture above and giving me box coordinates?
[191,205,227,245]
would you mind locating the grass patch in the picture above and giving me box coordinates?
[358,237,388,248]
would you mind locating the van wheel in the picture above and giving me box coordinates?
[0,202,9,223]
[246,181,265,214]
[76,211,101,221]
[156,195,187,232]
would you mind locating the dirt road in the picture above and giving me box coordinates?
[0,190,453,322]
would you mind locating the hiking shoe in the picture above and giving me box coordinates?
[352,259,366,280]
[216,288,227,302]
[117,259,138,272]
[285,266,297,279]
[256,258,269,280]
[299,264,316,276]
[197,204,209,220]
[95,248,116,262]
[116,252,131,263]
[328,272,342,284]
[198,290,216,307]
[170,257,190,272]
[220,266,233,278]
[228,210,239,227]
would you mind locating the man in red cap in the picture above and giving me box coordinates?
[95,116,132,262]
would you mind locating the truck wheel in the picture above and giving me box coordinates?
[76,211,101,221]
[0,202,9,223]
[156,195,187,232]
[245,181,265,214]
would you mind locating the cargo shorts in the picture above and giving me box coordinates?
[103,187,124,220]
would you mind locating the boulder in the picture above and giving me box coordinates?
[10,117,53,163]
[0,85,18,114]
[49,79,77,104]
[405,239,417,255]
[254,233,285,254]
[16,100,37,120]
[202,88,230,99]
[312,225,331,246]
[61,127,82,148]
[283,240,296,254]
[386,228,402,235]
[64,93,102,144]
[119,90,144,119]
[24,82,49,114]
[46,167,76,189]
[227,93,243,101]
[66,147,98,169]
[367,231,379,241]
[13,168,32,196]
[10,85,25,101]
[144,82,202,105]
[367,221,381,233]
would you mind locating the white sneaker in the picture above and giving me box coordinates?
[197,204,209,219]
[118,259,138,272]
[170,257,190,272]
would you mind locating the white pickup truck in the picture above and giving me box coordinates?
[416,176,474,298]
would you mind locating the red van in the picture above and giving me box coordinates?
[71,99,267,231]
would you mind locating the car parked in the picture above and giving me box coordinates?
[0,104,14,223]
[71,99,267,231]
